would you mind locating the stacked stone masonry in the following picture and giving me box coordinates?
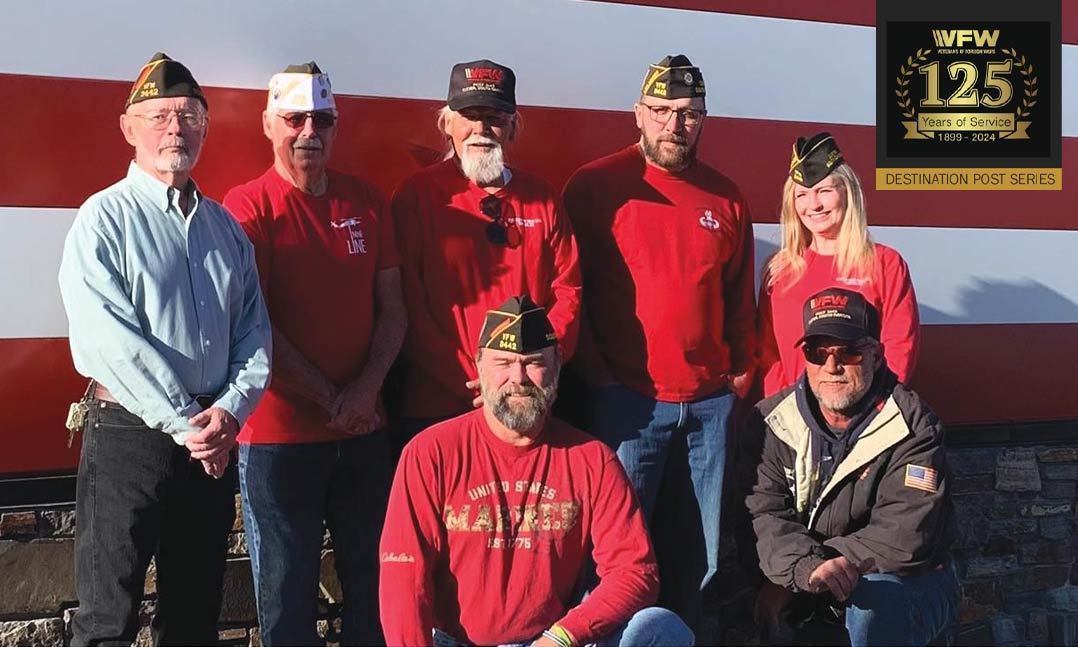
[1,444,1076,646]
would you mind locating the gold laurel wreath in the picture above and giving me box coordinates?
[1001,48,1037,117]
[895,48,931,119]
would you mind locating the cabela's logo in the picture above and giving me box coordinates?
[894,27,1037,142]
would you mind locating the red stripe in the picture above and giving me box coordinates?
[589,0,874,28]
[1,74,1075,230]
[1,325,1075,475]
[912,324,1077,425]
[0,338,85,475]
[589,0,1078,45]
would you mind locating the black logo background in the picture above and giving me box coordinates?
[885,21,1052,159]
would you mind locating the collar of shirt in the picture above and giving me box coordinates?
[125,161,203,220]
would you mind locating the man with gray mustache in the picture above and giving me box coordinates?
[58,51,271,645]
[391,59,581,447]
[380,295,694,647]
[742,288,956,646]
[224,61,405,646]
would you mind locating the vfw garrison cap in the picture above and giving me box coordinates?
[268,61,336,112]
[448,59,517,113]
[127,52,207,109]
[796,288,881,346]
[640,54,705,100]
[478,295,557,353]
[789,132,844,186]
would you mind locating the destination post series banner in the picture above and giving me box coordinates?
[876,0,1062,190]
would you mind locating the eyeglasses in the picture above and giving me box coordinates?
[278,111,337,130]
[131,110,206,130]
[642,105,706,126]
[479,195,522,248]
[801,343,873,366]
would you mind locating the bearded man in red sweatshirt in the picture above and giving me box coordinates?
[391,60,581,446]
[562,54,757,640]
[379,295,693,647]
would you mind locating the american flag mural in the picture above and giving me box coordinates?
[1,0,1075,473]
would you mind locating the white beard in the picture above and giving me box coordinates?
[460,141,505,185]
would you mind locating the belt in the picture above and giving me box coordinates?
[93,383,215,410]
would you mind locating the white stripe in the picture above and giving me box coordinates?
[754,223,1078,325]
[3,0,1075,134]
[2,206,1075,339]
[0,208,74,339]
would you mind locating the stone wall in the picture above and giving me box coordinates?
[2,443,1077,647]
[0,494,344,647]
[951,446,1078,646]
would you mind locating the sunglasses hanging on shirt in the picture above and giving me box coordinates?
[479,195,522,249]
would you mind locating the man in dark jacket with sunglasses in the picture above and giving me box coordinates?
[390,59,581,445]
[743,287,957,647]
[223,62,405,646]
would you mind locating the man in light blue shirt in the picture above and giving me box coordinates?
[58,52,271,647]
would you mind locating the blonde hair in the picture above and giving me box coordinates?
[435,105,522,158]
[765,163,875,289]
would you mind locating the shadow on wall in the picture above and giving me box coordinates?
[753,234,1078,326]
[918,278,1078,325]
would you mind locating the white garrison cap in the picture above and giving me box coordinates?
[267,62,336,112]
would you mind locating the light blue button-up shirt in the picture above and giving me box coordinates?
[59,162,272,444]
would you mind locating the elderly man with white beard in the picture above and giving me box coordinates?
[379,295,694,647]
[390,59,581,447]
[58,52,271,646]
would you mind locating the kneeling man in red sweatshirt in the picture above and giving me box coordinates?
[379,295,694,647]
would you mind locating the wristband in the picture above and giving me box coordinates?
[545,623,575,647]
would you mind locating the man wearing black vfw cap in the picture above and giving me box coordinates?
[379,296,693,647]
[741,287,957,646]
[562,53,757,638]
[59,52,271,645]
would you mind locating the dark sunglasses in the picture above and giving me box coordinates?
[801,343,872,366]
[278,111,337,129]
[479,195,522,248]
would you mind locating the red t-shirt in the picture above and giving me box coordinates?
[379,409,659,646]
[391,160,581,418]
[224,168,400,443]
[757,243,920,395]
[563,145,757,401]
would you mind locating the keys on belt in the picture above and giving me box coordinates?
[65,381,216,448]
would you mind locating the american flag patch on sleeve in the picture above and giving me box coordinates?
[904,464,939,493]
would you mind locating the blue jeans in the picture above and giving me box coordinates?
[239,432,392,646]
[432,606,694,646]
[590,385,735,637]
[844,561,960,647]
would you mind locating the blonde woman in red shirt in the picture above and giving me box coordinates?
[757,133,921,396]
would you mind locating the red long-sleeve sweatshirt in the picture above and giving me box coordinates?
[563,145,756,401]
[757,244,920,395]
[392,160,581,418]
[378,409,659,646]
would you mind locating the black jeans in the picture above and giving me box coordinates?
[71,399,236,647]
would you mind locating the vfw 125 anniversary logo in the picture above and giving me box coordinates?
[876,0,1060,191]
[894,26,1038,144]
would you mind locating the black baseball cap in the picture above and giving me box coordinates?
[447,59,517,113]
[796,288,881,346]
